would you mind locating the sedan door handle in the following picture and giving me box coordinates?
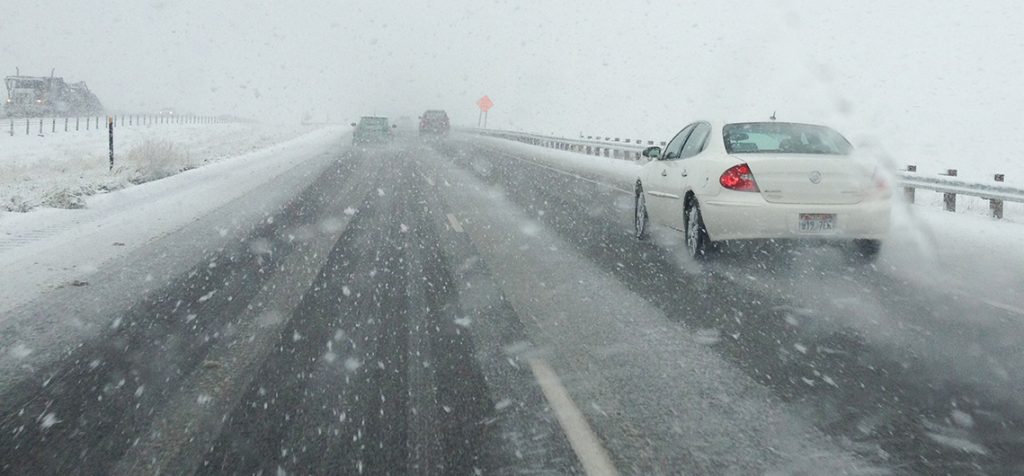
[661,170,668,177]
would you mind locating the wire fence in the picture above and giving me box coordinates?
[5,114,228,138]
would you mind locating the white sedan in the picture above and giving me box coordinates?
[633,121,891,261]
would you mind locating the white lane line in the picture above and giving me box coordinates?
[497,152,633,195]
[446,213,465,233]
[527,358,619,476]
[948,289,1024,318]
[982,298,1024,317]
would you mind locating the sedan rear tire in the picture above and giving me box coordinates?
[685,199,713,260]
[634,184,649,240]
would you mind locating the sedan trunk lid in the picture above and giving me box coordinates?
[741,154,872,205]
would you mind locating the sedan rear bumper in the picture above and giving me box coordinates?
[700,194,891,242]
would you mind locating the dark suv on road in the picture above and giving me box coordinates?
[419,110,450,136]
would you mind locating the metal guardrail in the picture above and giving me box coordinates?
[899,167,1022,219]
[470,128,1024,219]
[474,129,651,160]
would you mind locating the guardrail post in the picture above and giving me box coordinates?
[8,119,12,137]
[25,119,29,135]
[64,117,68,132]
[991,174,1005,219]
[903,165,917,203]
[942,169,957,212]
[76,117,80,131]
[38,118,43,135]
[51,118,55,133]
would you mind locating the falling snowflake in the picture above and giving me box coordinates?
[198,290,217,303]
[40,413,61,429]
[8,344,32,359]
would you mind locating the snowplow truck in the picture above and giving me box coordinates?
[4,73,104,117]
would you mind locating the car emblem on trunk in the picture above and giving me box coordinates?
[809,171,822,184]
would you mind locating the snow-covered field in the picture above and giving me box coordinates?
[1,121,322,212]
[0,126,346,315]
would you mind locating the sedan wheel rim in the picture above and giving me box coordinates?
[687,207,699,257]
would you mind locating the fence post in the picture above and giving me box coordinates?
[903,165,917,203]
[108,116,115,171]
[942,169,957,212]
[991,174,1005,219]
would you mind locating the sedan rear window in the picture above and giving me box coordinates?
[723,122,852,155]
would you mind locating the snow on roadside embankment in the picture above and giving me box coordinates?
[472,134,641,188]
[1,122,322,212]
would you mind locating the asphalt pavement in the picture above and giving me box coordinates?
[1,133,1022,475]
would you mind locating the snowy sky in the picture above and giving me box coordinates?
[4,0,1023,170]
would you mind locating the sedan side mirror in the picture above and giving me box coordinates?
[642,146,662,159]
[350,122,357,127]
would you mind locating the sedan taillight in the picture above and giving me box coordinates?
[720,164,759,192]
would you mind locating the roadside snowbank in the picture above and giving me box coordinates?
[474,135,640,189]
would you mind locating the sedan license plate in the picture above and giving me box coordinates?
[798,213,836,233]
